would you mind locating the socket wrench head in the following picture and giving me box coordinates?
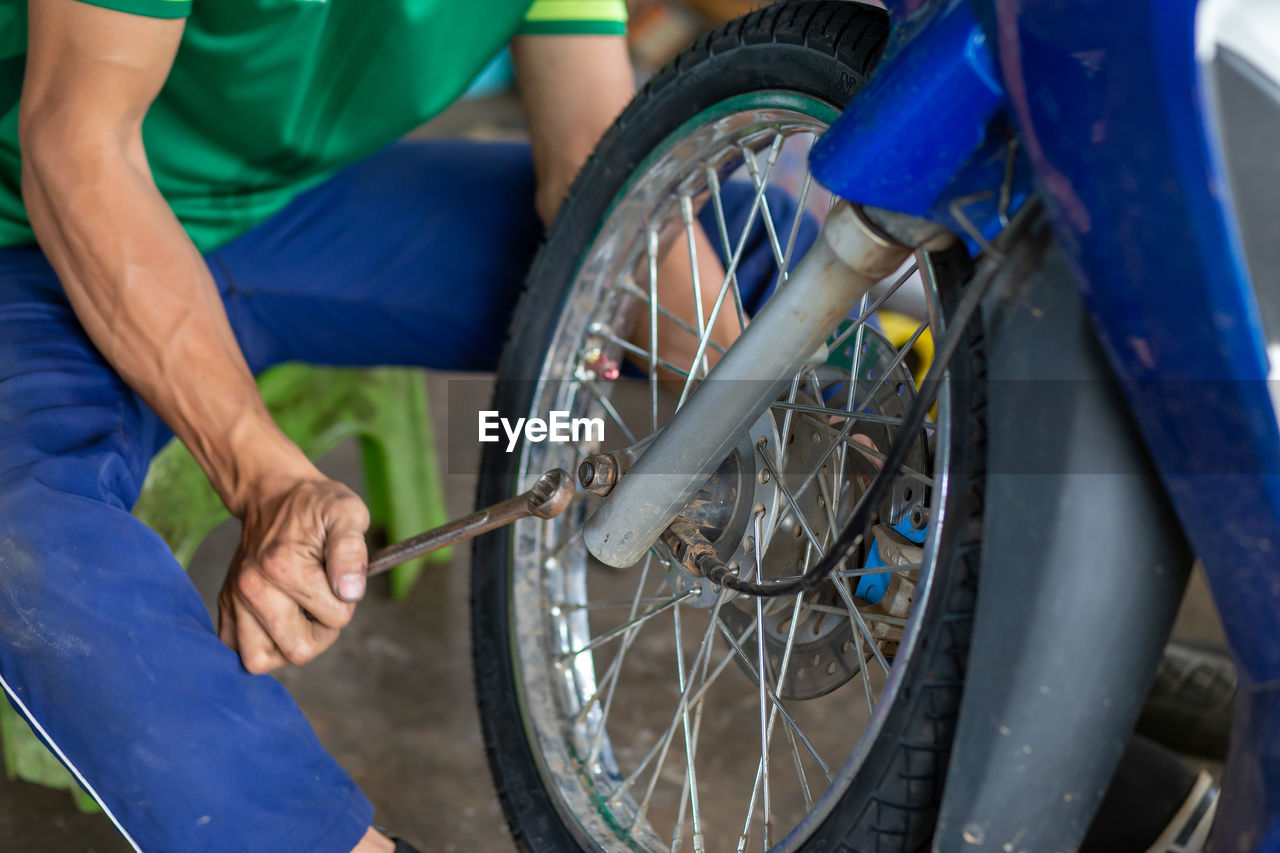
[528,468,576,518]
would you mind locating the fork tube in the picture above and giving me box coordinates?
[583,202,913,568]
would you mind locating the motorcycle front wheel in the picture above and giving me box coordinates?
[472,3,988,850]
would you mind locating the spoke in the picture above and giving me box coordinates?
[847,577,877,716]
[794,316,931,502]
[754,513,772,850]
[773,373,804,481]
[799,600,909,627]
[800,368,848,541]
[775,542,818,810]
[712,616,832,781]
[779,604,815,811]
[740,592,815,847]
[770,154,815,293]
[558,595,684,612]
[835,563,922,578]
[625,589,732,813]
[618,277,728,356]
[671,692,706,853]
[613,612,756,806]
[676,135,785,406]
[833,286,869,525]
[679,194,712,381]
[808,421,844,553]
[757,440,826,561]
[824,260,919,359]
[759,442,894,677]
[765,373,806,548]
[561,589,696,660]
[576,557,662,732]
[674,207,749,410]
[592,323,692,381]
[648,227,660,433]
[671,632,715,853]
[578,379,638,445]
[769,399,905,428]
[673,603,706,853]
[838,434,934,486]
[704,166,749,331]
[739,142,788,274]
[832,578,893,674]
[810,416,882,714]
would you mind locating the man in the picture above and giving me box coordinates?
[0,0,651,850]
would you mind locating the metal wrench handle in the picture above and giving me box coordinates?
[365,468,575,576]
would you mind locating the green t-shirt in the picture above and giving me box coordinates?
[0,0,626,251]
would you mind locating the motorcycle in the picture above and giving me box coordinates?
[470,1,1279,850]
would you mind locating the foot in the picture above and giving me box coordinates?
[351,827,395,853]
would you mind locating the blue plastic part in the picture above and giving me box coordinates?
[855,541,889,605]
[808,0,1029,247]
[807,0,1280,843]
[854,515,927,604]
[991,1,1280,842]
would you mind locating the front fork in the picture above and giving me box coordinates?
[582,202,931,568]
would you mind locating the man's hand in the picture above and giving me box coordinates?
[219,472,370,674]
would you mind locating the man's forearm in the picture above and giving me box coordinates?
[512,34,635,224]
[22,135,314,515]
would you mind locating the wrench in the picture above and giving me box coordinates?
[365,468,575,576]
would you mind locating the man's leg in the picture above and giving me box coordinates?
[210,140,544,373]
[0,253,373,853]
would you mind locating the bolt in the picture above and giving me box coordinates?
[758,469,770,484]
[743,535,755,552]
[577,453,618,496]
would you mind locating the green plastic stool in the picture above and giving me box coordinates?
[1,363,450,812]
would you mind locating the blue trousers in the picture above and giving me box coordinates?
[0,140,812,852]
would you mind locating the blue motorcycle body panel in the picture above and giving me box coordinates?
[810,0,1280,844]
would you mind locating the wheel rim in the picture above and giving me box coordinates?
[507,92,953,852]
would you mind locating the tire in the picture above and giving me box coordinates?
[1135,640,1237,760]
[471,3,988,850]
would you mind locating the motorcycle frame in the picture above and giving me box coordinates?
[810,0,1280,848]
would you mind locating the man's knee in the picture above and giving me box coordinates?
[0,476,186,657]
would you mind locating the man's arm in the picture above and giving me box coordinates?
[512,34,739,372]
[22,0,368,675]
[510,34,634,226]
